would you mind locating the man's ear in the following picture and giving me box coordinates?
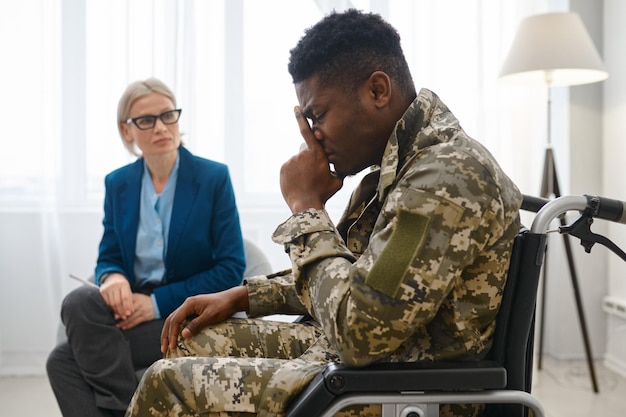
[367,71,392,108]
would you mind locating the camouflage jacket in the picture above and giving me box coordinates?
[246,88,522,366]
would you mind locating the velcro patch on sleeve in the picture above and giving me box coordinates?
[365,209,430,298]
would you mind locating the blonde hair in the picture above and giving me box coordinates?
[117,78,178,156]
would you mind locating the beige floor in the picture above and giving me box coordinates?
[532,358,626,417]
[0,357,624,417]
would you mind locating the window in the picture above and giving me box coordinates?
[1,0,62,204]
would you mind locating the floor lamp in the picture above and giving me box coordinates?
[499,12,608,393]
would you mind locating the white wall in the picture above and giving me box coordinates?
[602,0,626,377]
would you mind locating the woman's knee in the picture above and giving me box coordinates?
[46,342,71,381]
[60,286,108,324]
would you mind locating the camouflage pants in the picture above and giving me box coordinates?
[124,317,382,417]
[124,318,477,417]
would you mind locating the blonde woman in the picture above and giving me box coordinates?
[47,78,245,417]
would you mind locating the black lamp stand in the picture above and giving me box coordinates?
[536,105,599,393]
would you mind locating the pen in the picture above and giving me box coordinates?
[69,273,98,288]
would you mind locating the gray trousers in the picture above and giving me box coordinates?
[46,285,164,417]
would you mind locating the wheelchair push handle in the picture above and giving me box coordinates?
[583,194,626,224]
[528,194,626,234]
[521,195,550,213]
[523,194,626,223]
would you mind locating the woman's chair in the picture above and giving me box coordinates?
[285,194,626,417]
[242,237,273,278]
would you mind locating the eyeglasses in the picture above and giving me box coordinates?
[126,109,182,130]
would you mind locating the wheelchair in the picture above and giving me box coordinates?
[285,194,626,417]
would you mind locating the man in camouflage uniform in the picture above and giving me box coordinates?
[126,9,522,417]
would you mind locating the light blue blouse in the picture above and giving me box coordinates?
[134,154,180,318]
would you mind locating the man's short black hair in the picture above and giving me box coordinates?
[288,9,416,98]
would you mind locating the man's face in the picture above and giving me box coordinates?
[295,75,387,178]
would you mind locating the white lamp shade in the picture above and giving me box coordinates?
[499,12,608,87]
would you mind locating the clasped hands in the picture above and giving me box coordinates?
[100,273,154,330]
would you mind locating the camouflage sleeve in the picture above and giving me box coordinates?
[272,148,520,367]
[272,209,357,314]
[245,271,310,317]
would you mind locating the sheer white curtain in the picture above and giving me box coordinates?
[0,0,548,373]
[1,0,549,205]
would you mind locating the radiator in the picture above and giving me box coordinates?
[603,296,626,378]
[603,296,626,319]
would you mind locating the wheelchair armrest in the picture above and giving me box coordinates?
[286,360,507,417]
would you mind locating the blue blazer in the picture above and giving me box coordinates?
[95,146,245,316]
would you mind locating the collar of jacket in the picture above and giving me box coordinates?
[376,88,461,202]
